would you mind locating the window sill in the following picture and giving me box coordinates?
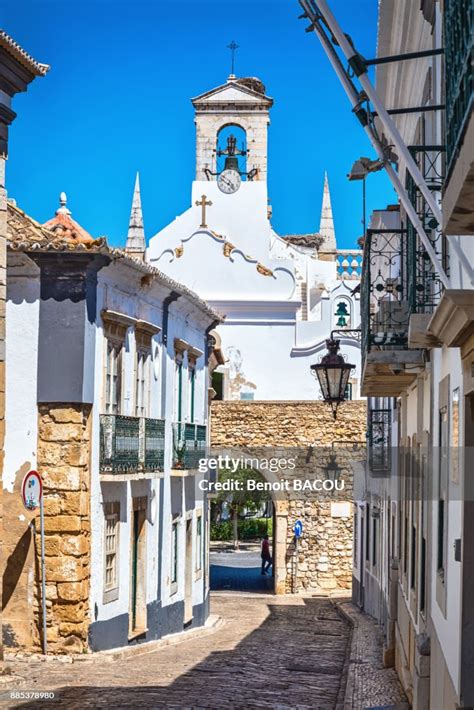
[103,588,119,604]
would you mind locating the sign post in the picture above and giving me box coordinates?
[293,519,303,594]
[22,470,46,655]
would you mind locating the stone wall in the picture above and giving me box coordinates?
[210,401,366,594]
[35,404,92,653]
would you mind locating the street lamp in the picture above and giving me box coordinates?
[310,337,356,420]
[347,157,384,238]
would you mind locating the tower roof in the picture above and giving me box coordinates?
[125,172,146,257]
[319,172,337,251]
[43,193,95,244]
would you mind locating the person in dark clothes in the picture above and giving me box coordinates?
[261,534,272,575]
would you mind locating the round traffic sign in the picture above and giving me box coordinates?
[294,519,303,538]
[21,470,43,511]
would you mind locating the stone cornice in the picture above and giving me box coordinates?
[428,290,474,347]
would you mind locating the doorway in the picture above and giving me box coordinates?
[130,497,147,637]
[184,517,193,624]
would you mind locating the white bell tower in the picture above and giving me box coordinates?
[191,76,273,182]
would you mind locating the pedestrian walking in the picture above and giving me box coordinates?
[261,534,272,575]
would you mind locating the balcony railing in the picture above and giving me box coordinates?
[100,414,165,474]
[406,146,447,313]
[445,0,474,178]
[361,227,409,356]
[172,422,207,470]
[361,147,446,364]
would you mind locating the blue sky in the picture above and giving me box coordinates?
[3,0,395,248]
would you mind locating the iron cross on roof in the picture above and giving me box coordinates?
[195,195,212,228]
[227,40,239,76]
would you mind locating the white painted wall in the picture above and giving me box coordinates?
[4,253,40,491]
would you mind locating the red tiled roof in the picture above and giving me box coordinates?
[43,212,96,245]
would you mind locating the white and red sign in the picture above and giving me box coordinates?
[21,470,43,511]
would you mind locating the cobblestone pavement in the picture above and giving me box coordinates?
[2,594,351,710]
[210,549,274,593]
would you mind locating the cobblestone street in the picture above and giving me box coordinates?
[3,594,352,710]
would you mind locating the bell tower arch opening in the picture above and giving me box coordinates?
[216,124,248,179]
[192,76,273,182]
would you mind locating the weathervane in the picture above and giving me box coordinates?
[227,40,239,76]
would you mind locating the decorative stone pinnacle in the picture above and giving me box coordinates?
[56,191,71,216]
[125,172,146,258]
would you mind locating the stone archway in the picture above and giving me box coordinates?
[210,400,367,596]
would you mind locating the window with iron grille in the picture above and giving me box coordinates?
[368,408,391,472]
[103,502,120,603]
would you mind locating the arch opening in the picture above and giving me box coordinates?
[216,124,248,179]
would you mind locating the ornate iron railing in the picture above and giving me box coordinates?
[100,415,165,474]
[144,418,166,472]
[361,147,446,363]
[172,422,207,470]
[406,146,447,313]
[445,0,474,179]
[361,227,409,357]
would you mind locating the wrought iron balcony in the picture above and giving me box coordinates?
[361,147,446,359]
[100,414,165,474]
[172,422,207,470]
[445,0,474,179]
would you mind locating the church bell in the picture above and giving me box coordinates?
[224,155,240,173]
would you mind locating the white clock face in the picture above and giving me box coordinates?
[217,169,241,194]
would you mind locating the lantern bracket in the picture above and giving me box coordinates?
[330,328,361,343]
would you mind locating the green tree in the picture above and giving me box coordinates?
[213,468,271,548]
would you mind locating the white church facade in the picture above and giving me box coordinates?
[144,75,363,403]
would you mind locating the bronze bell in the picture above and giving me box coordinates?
[224,155,240,173]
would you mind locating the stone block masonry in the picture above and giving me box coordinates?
[211,401,366,594]
[34,404,92,653]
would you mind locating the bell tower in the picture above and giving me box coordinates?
[191,76,273,182]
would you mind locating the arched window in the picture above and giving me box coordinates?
[216,124,247,178]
